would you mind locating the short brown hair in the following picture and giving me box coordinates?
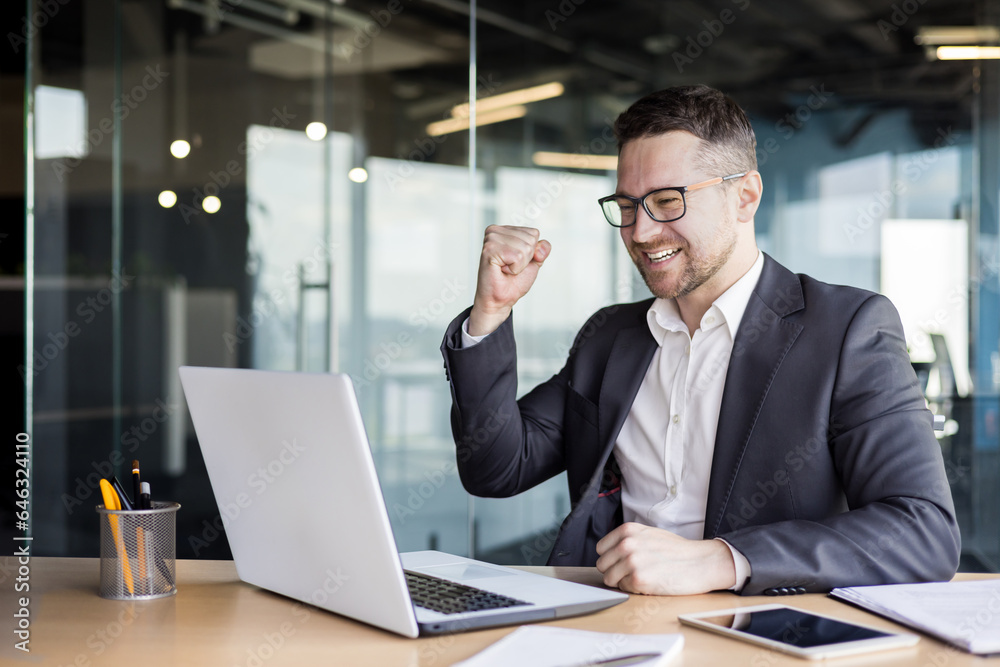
[613,85,757,176]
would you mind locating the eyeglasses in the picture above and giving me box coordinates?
[597,172,747,227]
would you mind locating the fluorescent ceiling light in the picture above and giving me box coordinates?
[916,26,1000,45]
[451,82,564,119]
[532,151,618,171]
[427,105,527,136]
[936,46,1000,60]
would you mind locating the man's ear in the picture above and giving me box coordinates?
[735,171,763,223]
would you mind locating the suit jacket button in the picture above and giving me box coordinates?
[779,587,790,595]
[764,588,779,596]
[795,587,806,594]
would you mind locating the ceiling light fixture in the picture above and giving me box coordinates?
[305,121,327,141]
[936,45,1000,60]
[158,190,178,208]
[450,82,564,119]
[427,105,528,137]
[170,139,191,159]
[202,195,221,214]
[532,151,618,171]
[916,26,1000,45]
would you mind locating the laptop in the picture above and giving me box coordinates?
[177,366,627,637]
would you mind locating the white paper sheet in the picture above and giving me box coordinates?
[831,579,1000,655]
[453,626,684,667]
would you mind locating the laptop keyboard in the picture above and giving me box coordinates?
[405,571,531,615]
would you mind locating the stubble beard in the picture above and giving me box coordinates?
[633,217,739,300]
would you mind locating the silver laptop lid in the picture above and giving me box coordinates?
[178,366,420,638]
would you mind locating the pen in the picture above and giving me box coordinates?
[99,478,135,595]
[140,481,172,590]
[136,526,150,594]
[142,526,157,594]
[561,653,662,667]
[110,475,134,511]
[132,460,141,509]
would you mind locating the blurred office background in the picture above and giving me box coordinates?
[2,0,997,571]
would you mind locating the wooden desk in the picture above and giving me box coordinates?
[3,557,997,666]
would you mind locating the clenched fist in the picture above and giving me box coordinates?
[468,225,551,336]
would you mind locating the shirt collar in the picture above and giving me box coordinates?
[646,250,764,345]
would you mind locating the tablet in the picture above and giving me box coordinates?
[678,604,920,660]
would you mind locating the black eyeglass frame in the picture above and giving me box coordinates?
[597,172,748,227]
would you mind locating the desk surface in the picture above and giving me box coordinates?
[3,557,997,666]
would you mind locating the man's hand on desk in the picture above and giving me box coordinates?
[595,522,737,595]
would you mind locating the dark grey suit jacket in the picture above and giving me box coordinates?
[440,254,961,595]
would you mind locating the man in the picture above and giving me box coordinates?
[440,85,960,596]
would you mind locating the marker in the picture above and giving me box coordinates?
[110,475,134,510]
[140,481,151,510]
[132,460,141,509]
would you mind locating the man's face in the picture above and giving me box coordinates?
[617,131,739,301]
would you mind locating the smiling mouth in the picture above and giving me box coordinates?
[646,248,680,263]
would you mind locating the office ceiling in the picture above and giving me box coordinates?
[223,0,987,147]
[402,0,986,144]
[39,0,993,150]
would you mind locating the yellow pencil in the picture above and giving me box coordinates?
[99,479,135,595]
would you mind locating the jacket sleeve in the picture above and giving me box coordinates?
[721,294,961,594]
[440,307,570,498]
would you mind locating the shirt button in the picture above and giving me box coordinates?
[669,484,677,495]
[672,414,680,424]
[684,345,690,355]
[705,316,715,325]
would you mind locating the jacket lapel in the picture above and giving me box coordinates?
[704,255,805,537]
[596,321,658,477]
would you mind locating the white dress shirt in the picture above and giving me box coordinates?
[613,251,763,589]
[461,251,764,590]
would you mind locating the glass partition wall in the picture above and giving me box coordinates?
[15,0,1000,572]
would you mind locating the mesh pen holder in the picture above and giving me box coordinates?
[97,502,181,600]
